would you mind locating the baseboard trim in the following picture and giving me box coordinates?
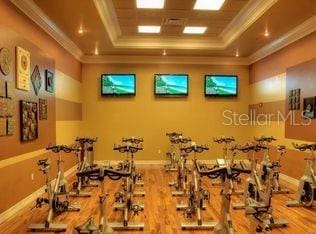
[0,165,77,224]
[280,173,299,186]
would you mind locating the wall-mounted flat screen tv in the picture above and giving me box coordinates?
[154,74,189,96]
[101,74,136,96]
[204,75,238,96]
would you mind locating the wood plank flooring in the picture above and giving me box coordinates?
[0,165,315,233]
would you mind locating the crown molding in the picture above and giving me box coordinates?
[248,16,316,64]
[220,0,278,46]
[10,0,84,60]
[9,0,315,66]
[93,0,121,42]
[81,55,250,65]
[94,0,278,50]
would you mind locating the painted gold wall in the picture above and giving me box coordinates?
[81,63,250,161]
[0,1,82,214]
[249,32,316,179]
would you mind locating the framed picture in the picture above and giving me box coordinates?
[303,97,316,119]
[39,99,47,120]
[289,88,300,110]
[16,46,30,91]
[45,70,54,93]
[31,65,42,96]
[20,100,38,141]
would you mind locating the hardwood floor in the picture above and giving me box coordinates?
[0,165,315,234]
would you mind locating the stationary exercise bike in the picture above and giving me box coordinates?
[285,142,316,207]
[74,162,132,234]
[122,136,144,187]
[112,142,145,230]
[165,132,182,172]
[29,145,80,232]
[177,142,214,230]
[245,167,288,233]
[195,159,251,234]
[255,136,290,194]
[232,143,288,231]
[212,136,243,195]
[169,135,192,196]
[70,137,98,197]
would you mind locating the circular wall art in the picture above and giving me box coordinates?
[0,47,11,76]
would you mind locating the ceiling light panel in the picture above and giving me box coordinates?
[194,0,225,10]
[138,26,161,33]
[183,26,207,34]
[136,0,165,9]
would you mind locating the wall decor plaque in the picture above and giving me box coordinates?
[39,98,47,120]
[20,100,38,141]
[16,46,30,91]
[6,81,14,98]
[289,88,300,110]
[0,117,6,136]
[7,117,15,135]
[45,70,54,93]
[0,98,14,117]
[303,97,316,119]
[31,65,42,95]
[0,47,11,76]
[0,78,5,97]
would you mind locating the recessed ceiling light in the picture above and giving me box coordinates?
[194,0,225,10]
[235,51,239,57]
[162,49,167,56]
[183,26,207,34]
[94,47,99,55]
[264,29,270,37]
[78,25,84,34]
[138,26,161,33]
[136,0,165,9]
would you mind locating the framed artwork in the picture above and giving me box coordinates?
[0,78,5,98]
[0,47,11,76]
[31,65,42,96]
[16,46,30,91]
[39,99,47,120]
[289,89,300,110]
[20,100,38,141]
[303,97,316,119]
[45,70,54,93]
[6,117,15,135]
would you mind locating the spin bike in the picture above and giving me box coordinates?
[177,142,214,230]
[255,136,290,194]
[232,144,288,231]
[165,132,182,172]
[195,159,251,234]
[28,145,80,232]
[74,162,133,233]
[70,137,98,197]
[285,142,316,207]
[169,135,192,196]
[112,142,145,230]
[212,136,243,195]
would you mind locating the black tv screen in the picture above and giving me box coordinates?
[154,74,188,96]
[205,75,238,96]
[101,74,136,96]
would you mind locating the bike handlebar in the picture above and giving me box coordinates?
[113,144,143,154]
[213,136,235,144]
[122,137,143,144]
[254,136,276,144]
[170,136,191,144]
[292,142,316,152]
[46,145,80,153]
[180,144,209,154]
[76,162,132,181]
[230,143,268,153]
[166,132,182,137]
[75,137,97,144]
[194,160,251,179]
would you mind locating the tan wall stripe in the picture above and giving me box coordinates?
[249,100,285,122]
[56,99,82,121]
